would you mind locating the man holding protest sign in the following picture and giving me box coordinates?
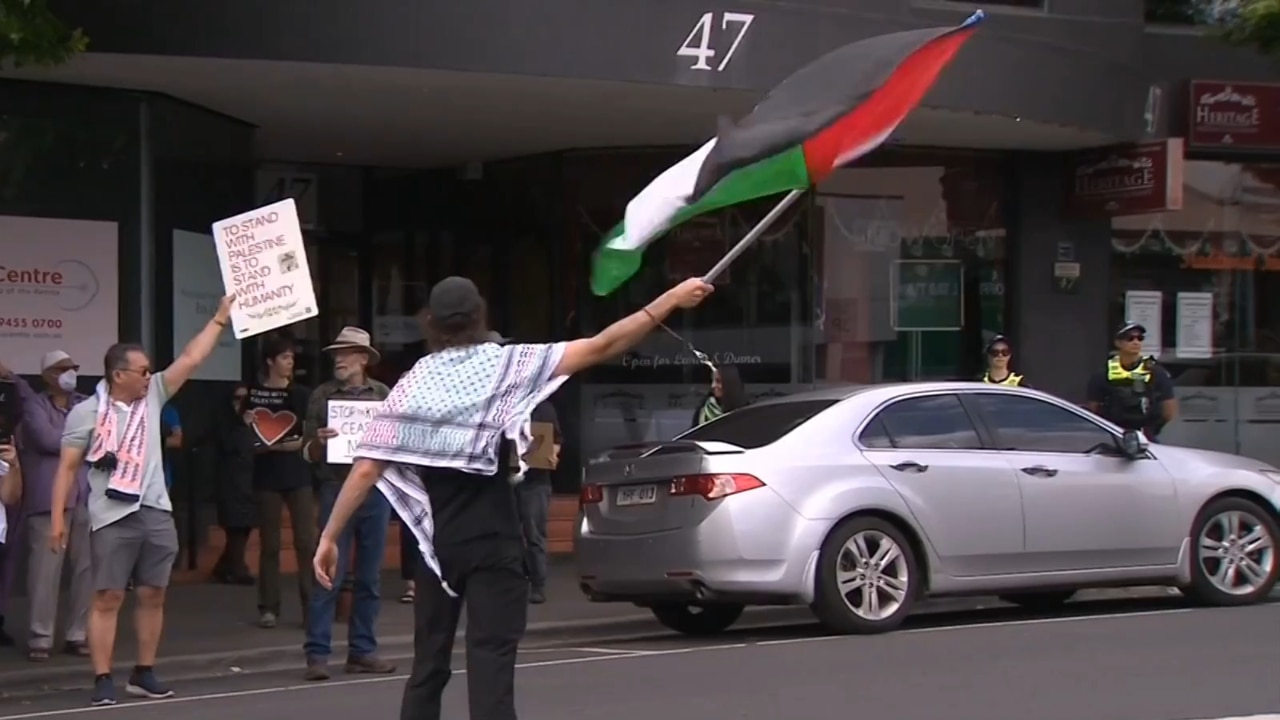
[51,295,236,706]
[300,327,394,681]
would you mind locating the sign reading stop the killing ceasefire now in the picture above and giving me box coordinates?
[211,198,319,339]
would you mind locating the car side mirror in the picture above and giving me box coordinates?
[1118,430,1148,459]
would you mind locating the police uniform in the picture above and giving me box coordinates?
[979,334,1030,388]
[981,371,1025,387]
[1086,322,1175,438]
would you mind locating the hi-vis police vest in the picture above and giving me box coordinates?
[1106,356,1153,384]
[1104,356,1154,428]
[982,372,1023,386]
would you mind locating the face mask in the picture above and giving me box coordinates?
[57,370,77,392]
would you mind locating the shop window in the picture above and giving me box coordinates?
[0,110,138,220]
[568,148,812,459]
[814,151,1007,385]
[1110,159,1280,465]
[1144,0,1227,24]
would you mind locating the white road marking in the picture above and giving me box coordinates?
[1,605,1270,720]
[558,646,658,656]
[754,606,1199,646]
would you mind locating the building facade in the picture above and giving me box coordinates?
[2,0,1279,527]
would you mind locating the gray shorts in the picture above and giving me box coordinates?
[90,507,179,591]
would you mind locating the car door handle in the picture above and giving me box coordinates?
[1020,465,1058,478]
[889,461,928,473]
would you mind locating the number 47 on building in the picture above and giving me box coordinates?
[678,11,755,72]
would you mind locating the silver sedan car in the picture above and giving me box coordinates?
[575,382,1280,635]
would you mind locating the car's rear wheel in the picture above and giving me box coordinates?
[998,590,1076,610]
[650,603,745,636]
[1183,496,1279,606]
[812,515,920,634]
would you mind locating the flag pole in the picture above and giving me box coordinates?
[702,189,805,283]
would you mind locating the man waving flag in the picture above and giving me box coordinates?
[591,10,985,296]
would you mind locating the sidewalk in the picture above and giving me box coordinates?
[0,558,655,697]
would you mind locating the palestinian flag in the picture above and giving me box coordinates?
[591,10,984,296]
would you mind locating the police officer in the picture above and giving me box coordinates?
[979,335,1029,387]
[1085,322,1177,440]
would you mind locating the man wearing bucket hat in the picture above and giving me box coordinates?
[299,327,395,681]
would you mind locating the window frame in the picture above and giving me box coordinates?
[678,398,840,449]
[853,391,990,452]
[957,390,1123,456]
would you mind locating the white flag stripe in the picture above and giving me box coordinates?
[610,138,717,252]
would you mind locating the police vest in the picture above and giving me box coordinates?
[982,372,1023,387]
[1104,357,1154,428]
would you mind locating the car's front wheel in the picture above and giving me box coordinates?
[812,515,920,634]
[650,602,745,636]
[1183,496,1279,606]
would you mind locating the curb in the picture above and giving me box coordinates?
[0,587,1186,699]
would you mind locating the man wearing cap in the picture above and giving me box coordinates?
[1086,322,1177,440]
[0,352,92,659]
[299,327,396,681]
[313,274,713,720]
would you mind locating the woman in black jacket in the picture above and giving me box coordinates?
[690,364,747,428]
[213,384,257,585]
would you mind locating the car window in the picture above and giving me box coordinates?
[680,399,838,449]
[863,395,982,450]
[969,393,1114,454]
[859,417,893,449]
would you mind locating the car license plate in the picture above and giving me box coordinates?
[615,484,658,507]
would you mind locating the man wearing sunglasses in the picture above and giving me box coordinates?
[1085,322,1177,441]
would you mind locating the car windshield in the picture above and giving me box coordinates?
[678,399,839,449]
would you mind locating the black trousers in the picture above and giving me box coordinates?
[399,523,416,582]
[401,537,528,720]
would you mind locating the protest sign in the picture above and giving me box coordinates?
[246,386,303,447]
[212,198,319,339]
[326,399,384,464]
[509,421,557,470]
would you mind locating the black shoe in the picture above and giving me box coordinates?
[91,675,117,706]
[0,618,14,647]
[529,587,546,605]
[125,668,175,699]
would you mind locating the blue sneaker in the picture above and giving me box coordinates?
[90,675,117,706]
[125,668,175,699]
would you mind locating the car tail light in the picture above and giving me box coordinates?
[669,474,764,501]
[579,484,604,505]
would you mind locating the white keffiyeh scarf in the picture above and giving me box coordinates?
[355,341,567,595]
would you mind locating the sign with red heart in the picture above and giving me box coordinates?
[250,407,299,446]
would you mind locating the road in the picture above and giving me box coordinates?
[2,598,1277,720]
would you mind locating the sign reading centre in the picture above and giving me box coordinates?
[0,216,119,374]
[212,198,318,339]
[326,399,384,465]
